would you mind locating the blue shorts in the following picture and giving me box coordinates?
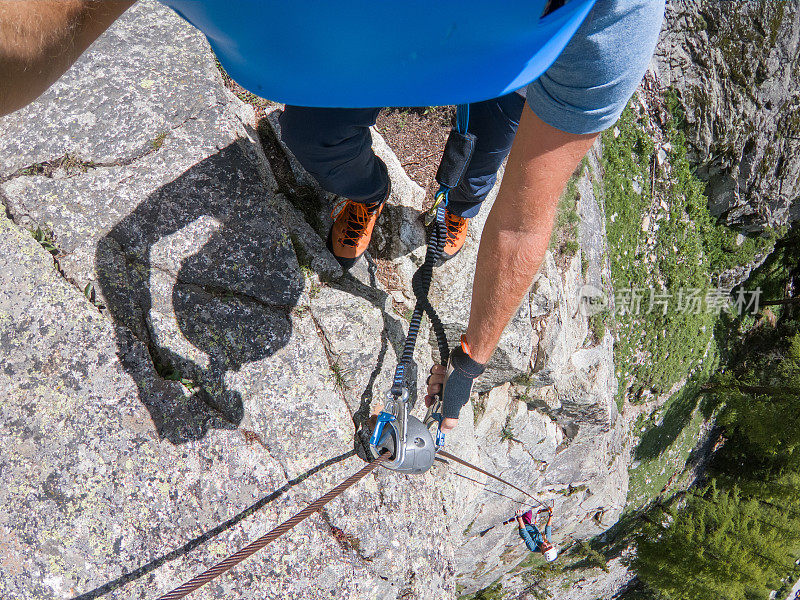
[524,0,665,134]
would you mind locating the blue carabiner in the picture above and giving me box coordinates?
[430,411,446,449]
[369,411,396,447]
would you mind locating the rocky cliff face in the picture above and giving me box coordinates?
[0,2,623,599]
[654,0,800,234]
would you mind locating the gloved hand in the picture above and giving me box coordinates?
[424,335,486,432]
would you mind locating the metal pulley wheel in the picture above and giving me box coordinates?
[370,389,437,474]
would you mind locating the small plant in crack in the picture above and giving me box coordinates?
[150,131,168,150]
[329,359,353,391]
[83,282,106,311]
[473,392,487,426]
[31,226,60,256]
[299,265,323,299]
[554,483,588,497]
[500,414,515,442]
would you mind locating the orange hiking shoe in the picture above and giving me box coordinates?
[441,208,469,260]
[326,190,388,269]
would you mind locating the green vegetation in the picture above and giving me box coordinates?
[297,264,322,299]
[473,392,487,426]
[589,308,608,341]
[82,282,106,311]
[572,539,609,573]
[603,96,774,408]
[470,582,503,600]
[471,91,792,600]
[329,358,353,391]
[500,415,515,442]
[550,163,582,258]
[629,224,800,599]
[31,225,60,256]
[626,356,718,510]
[153,356,197,391]
[150,131,168,150]
[636,483,800,600]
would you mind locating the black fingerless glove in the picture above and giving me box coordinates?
[441,340,486,420]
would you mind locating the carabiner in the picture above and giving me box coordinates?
[424,398,446,449]
[423,190,448,227]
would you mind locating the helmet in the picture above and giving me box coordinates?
[160,0,596,107]
[543,547,559,562]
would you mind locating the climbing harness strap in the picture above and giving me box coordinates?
[371,105,476,472]
[392,104,474,395]
[156,453,391,600]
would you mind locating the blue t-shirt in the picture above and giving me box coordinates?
[159,1,664,132]
[157,0,597,108]
[519,523,552,553]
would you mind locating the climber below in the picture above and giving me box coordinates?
[506,506,558,562]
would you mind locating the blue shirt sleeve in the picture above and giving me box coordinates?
[544,524,552,540]
[519,526,539,552]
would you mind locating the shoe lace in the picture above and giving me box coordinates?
[444,211,468,247]
[331,199,373,248]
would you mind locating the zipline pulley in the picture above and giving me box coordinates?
[369,388,442,474]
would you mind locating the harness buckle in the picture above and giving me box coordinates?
[370,387,436,474]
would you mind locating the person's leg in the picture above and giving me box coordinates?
[279,106,389,205]
[522,509,534,526]
[446,92,526,219]
[279,106,390,269]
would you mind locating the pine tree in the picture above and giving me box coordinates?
[708,331,800,466]
[635,482,800,600]
[635,226,800,599]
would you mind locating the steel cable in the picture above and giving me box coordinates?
[438,449,546,509]
[155,453,391,600]
[448,470,529,506]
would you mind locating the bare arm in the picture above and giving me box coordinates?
[0,0,135,116]
[465,108,597,363]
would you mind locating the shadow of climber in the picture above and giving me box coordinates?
[95,142,303,444]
